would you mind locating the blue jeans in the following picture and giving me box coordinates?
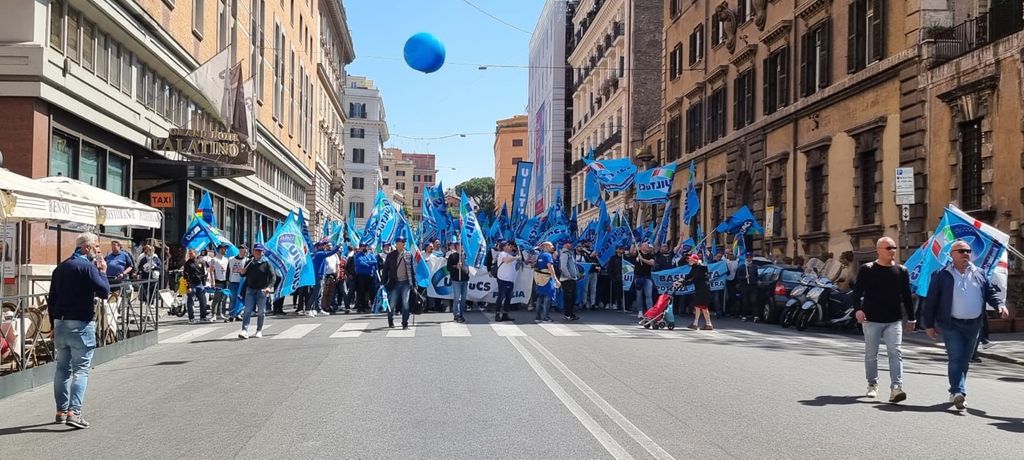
[228,282,242,316]
[387,281,412,325]
[939,316,983,396]
[634,277,654,312]
[186,286,209,320]
[242,288,268,332]
[535,295,552,320]
[863,321,904,388]
[451,281,468,318]
[53,320,96,414]
[496,279,514,315]
[584,274,598,306]
[306,279,324,312]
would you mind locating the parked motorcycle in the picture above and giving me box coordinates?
[780,275,815,328]
[796,277,856,331]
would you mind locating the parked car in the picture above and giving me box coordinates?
[756,264,805,323]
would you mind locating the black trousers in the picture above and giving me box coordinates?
[741,285,758,317]
[354,274,375,312]
[562,279,577,318]
[609,279,623,310]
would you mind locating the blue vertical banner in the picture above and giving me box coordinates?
[459,191,488,268]
[635,164,677,204]
[653,201,673,247]
[511,161,534,219]
[622,259,635,291]
[683,160,700,225]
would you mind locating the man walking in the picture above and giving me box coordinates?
[238,244,276,339]
[739,257,759,322]
[633,243,656,317]
[494,241,519,322]
[447,240,470,323]
[48,232,110,429]
[307,240,341,317]
[851,237,915,403]
[558,240,581,321]
[208,244,230,321]
[383,236,416,329]
[182,249,211,323]
[227,246,249,320]
[924,240,1009,411]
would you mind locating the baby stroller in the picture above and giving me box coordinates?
[639,294,675,330]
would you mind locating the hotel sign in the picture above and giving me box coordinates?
[152,129,252,165]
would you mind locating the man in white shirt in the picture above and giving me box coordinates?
[208,245,230,321]
[494,241,521,322]
[322,249,342,314]
[227,246,249,320]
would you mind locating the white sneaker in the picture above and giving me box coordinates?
[951,393,967,411]
[238,329,249,339]
[307,311,316,317]
[981,341,995,350]
[254,330,262,338]
[888,386,907,403]
[866,384,878,398]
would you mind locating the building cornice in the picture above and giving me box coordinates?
[706,65,729,86]
[730,45,758,69]
[795,0,831,21]
[760,20,792,47]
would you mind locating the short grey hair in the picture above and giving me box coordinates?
[76,232,98,248]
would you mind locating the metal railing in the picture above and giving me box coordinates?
[927,12,1024,66]
[1,279,162,375]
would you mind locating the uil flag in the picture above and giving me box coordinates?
[583,157,638,192]
[584,170,601,205]
[683,160,700,225]
[715,205,764,235]
[182,215,239,257]
[459,191,488,268]
[263,212,315,298]
[635,164,677,204]
[195,191,217,227]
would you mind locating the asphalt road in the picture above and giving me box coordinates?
[1,310,1022,459]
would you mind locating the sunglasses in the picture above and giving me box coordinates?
[955,249,972,254]
[882,247,897,251]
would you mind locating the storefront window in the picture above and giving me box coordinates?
[49,131,75,177]
[80,143,103,187]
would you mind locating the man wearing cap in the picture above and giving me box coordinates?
[353,243,379,313]
[383,236,416,329]
[306,240,341,317]
[238,244,275,339]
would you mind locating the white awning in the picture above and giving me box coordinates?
[0,168,96,226]
[36,177,163,229]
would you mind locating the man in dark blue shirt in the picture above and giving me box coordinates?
[48,232,110,429]
[104,240,134,293]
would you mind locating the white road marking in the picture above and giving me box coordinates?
[589,324,635,338]
[507,337,634,460]
[220,324,271,339]
[272,324,320,339]
[490,323,527,337]
[524,336,676,460]
[159,326,221,344]
[331,322,369,338]
[441,322,471,337]
[387,327,416,338]
[539,323,581,337]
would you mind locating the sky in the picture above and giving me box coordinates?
[344,0,545,188]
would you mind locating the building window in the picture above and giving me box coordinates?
[414,186,419,194]
[349,102,366,118]
[96,34,108,81]
[108,39,120,89]
[121,49,132,95]
[707,87,727,142]
[669,42,683,80]
[737,0,754,24]
[734,66,755,129]
[770,175,785,237]
[82,21,95,70]
[512,138,523,147]
[688,24,704,66]
[808,165,825,232]
[349,202,365,218]
[352,148,365,163]
[424,175,432,182]
[50,0,65,52]
[800,19,831,96]
[352,177,364,189]
[193,0,204,38]
[273,22,283,121]
[251,0,265,101]
[49,131,76,177]
[847,0,885,73]
[669,0,680,18]
[397,182,406,190]
[383,178,389,185]
[383,165,390,172]
[666,114,682,161]
[413,199,421,207]
[959,120,983,210]
[685,100,704,152]
[397,170,406,177]
[763,47,789,115]
[288,48,294,136]
[350,128,365,138]
[711,15,725,46]
[857,149,878,224]
[66,8,80,62]
[413,175,421,182]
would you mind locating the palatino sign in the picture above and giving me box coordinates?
[152,129,252,165]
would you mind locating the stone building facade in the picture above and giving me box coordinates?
[493,115,529,210]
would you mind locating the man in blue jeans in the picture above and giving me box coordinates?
[924,240,1009,411]
[48,232,110,429]
[446,241,470,322]
[494,241,520,322]
[633,244,656,318]
[383,236,416,329]
[238,244,276,339]
[851,237,916,403]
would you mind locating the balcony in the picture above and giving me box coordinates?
[594,131,622,157]
[924,12,1024,68]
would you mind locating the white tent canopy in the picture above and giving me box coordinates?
[0,168,95,226]
[36,177,162,229]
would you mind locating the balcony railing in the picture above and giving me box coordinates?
[594,131,622,157]
[926,12,1024,68]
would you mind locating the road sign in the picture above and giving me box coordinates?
[765,206,775,236]
[901,205,910,222]
[895,167,915,205]
[895,194,915,205]
[150,192,175,208]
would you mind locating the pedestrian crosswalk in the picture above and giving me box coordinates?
[155,316,870,349]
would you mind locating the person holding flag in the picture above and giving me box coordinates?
[634,243,657,317]
[226,245,248,321]
[447,240,470,323]
[237,244,275,339]
[533,242,560,322]
[382,236,416,330]
[352,243,380,314]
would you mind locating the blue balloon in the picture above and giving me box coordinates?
[403,32,446,73]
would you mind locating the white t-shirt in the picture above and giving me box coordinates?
[324,254,340,275]
[496,251,518,282]
[210,255,229,282]
[228,256,248,283]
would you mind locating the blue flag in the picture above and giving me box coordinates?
[635,164,676,204]
[297,208,316,251]
[511,161,534,219]
[622,259,635,291]
[539,223,571,246]
[196,190,217,227]
[584,157,638,192]
[584,170,601,205]
[182,215,239,257]
[652,264,694,295]
[263,212,316,298]
[255,227,265,245]
[580,220,597,243]
[715,205,764,235]
[459,191,488,268]
[707,261,729,291]
[653,201,673,247]
[683,160,700,225]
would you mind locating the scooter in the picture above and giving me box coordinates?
[797,277,856,331]
[780,275,816,328]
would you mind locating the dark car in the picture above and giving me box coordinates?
[755,264,804,323]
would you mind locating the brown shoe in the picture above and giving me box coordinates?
[700,325,714,331]
[687,323,699,330]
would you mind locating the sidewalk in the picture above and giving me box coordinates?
[904,330,1024,366]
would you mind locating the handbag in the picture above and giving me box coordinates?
[533,271,551,286]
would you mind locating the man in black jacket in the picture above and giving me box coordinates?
[446,241,470,322]
[382,237,416,329]
[238,244,277,339]
[49,232,110,429]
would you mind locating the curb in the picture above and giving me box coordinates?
[903,335,1024,366]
